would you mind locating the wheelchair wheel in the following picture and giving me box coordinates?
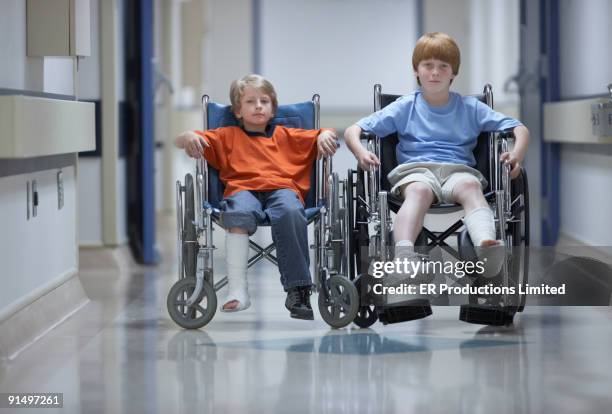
[353,306,378,329]
[508,170,530,313]
[167,278,217,329]
[183,174,198,279]
[352,274,378,328]
[318,275,359,329]
[329,172,345,274]
[352,169,370,275]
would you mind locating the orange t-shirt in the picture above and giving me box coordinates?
[195,125,325,204]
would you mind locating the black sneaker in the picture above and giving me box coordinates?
[301,286,313,311]
[285,286,314,320]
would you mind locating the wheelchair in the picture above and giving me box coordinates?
[167,94,360,329]
[345,84,530,327]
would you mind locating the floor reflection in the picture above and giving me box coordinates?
[1,212,611,414]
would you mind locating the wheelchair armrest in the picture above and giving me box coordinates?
[360,131,376,141]
[196,157,208,180]
[496,129,515,140]
[197,158,206,173]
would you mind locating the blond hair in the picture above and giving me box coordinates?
[412,32,461,84]
[229,74,278,114]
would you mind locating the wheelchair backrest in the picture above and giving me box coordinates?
[377,89,492,194]
[203,98,318,209]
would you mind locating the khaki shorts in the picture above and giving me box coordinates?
[388,162,488,204]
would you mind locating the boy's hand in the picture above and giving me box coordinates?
[356,148,380,171]
[500,151,523,179]
[317,129,338,159]
[176,131,209,159]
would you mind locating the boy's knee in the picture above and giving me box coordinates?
[452,179,482,197]
[274,204,306,224]
[281,204,305,218]
[403,182,434,201]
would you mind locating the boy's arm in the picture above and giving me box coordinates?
[316,129,339,159]
[500,124,530,179]
[344,124,380,170]
[175,130,210,159]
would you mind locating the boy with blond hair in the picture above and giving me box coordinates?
[176,74,338,320]
[344,32,530,314]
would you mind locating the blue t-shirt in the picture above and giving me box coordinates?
[356,91,522,166]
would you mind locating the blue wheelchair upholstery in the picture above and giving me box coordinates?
[204,100,320,224]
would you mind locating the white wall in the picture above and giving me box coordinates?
[424,0,471,95]
[0,0,87,320]
[100,0,128,245]
[558,0,612,245]
[0,166,77,317]
[0,0,106,247]
[260,0,418,111]
[116,0,127,244]
[202,0,253,103]
[0,0,27,88]
[468,0,520,106]
[78,159,103,245]
[422,0,520,107]
[116,159,127,244]
[76,0,105,246]
[0,0,46,92]
[161,0,249,212]
[117,0,129,244]
[560,150,612,245]
[77,0,101,101]
[155,0,181,213]
[43,57,75,95]
[76,0,128,245]
[559,0,611,98]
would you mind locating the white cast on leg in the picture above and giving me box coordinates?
[223,232,251,311]
[463,207,496,246]
[463,207,505,277]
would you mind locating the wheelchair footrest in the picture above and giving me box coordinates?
[378,300,432,325]
[459,304,514,326]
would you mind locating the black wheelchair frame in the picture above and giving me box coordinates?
[345,84,530,327]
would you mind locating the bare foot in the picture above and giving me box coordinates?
[480,239,501,248]
[475,240,505,277]
[223,300,240,310]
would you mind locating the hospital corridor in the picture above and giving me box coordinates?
[1,1,611,413]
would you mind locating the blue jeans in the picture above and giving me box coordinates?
[219,189,311,291]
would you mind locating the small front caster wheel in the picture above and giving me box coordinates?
[318,275,359,329]
[167,278,217,329]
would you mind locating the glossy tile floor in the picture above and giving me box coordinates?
[1,213,612,414]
